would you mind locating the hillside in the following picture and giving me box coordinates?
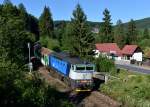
[123,17,150,29]
[54,20,101,28]
[54,17,150,30]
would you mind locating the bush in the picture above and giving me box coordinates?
[39,36,48,47]
[95,55,115,72]
[0,58,73,107]
[40,36,60,51]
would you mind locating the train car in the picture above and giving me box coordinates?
[40,48,95,91]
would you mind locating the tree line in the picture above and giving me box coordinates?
[1,0,149,60]
[38,3,150,60]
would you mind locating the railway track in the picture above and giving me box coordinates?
[38,66,121,107]
[68,91,121,107]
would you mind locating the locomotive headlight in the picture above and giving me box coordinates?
[81,80,87,83]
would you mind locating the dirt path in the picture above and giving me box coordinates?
[38,67,121,107]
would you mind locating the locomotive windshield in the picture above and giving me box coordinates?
[76,66,85,70]
[86,66,93,70]
[75,64,94,71]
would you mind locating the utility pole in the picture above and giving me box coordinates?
[28,42,32,73]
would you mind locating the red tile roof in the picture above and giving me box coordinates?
[122,45,138,55]
[95,43,122,56]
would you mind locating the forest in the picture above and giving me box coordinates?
[0,0,73,106]
[0,0,150,106]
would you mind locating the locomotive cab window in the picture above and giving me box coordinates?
[76,66,85,70]
[86,66,93,70]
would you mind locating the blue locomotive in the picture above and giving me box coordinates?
[39,47,95,91]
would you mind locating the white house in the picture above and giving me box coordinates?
[95,43,122,60]
[95,43,143,64]
[122,45,143,62]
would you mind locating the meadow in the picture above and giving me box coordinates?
[100,70,150,107]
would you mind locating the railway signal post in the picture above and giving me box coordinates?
[28,42,33,73]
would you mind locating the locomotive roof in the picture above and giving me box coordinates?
[51,52,90,64]
[41,47,53,55]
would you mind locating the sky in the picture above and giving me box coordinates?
[0,0,150,24]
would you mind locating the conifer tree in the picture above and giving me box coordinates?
[126,19,137,44]
[69,4,95,60]
[0,4,2,14]
[18,3,26,12]
[2,0,18,17]
[143,28,149,39]
[39,6,54,38]
[18,3,39,40]
[3,0,12,5]
[99,8,113,43]
[28,15,39,40]
[18,3,28,28]
[0,3,36,64]
[114,19,126,48]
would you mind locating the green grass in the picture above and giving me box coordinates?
[100,70,150,107]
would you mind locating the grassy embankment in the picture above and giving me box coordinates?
[100,70,150,107]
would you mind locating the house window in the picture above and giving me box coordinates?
[127,56,130,60]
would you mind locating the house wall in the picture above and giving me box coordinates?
[131,52,142,61]
[95,50,109,58]
[122,55,132,60]
[115,56,122,60]
[95,50,143,62]
[94,50,121,60]
[94,50,107,58]
[94,50,100,58]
